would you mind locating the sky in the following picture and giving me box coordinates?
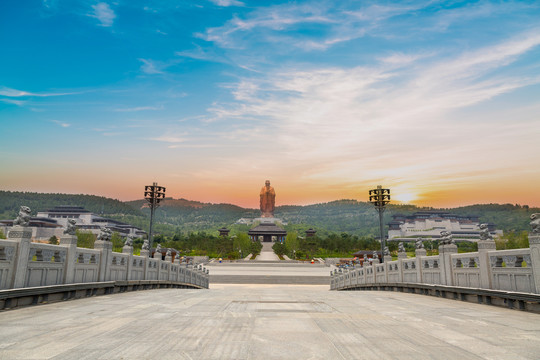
[1,0,540,209]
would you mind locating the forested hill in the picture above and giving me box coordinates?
[0,191,143,219]
[0,191,536,236]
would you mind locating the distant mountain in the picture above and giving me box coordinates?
[1,191,536,236]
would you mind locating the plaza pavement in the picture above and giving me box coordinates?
[0,284,539,359]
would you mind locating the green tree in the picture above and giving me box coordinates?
[285,232,299,256]
[111,232,124,252]
[250,241,262,256]
[48,235,59,245]
[233,233,251,258]
[272,241,286,256]
[0,229,5,239]
[76,230,96,249]
[495,231,529,250]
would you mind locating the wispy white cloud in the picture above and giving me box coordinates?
[198,2,433,51]
[151,135,186,143]
[139,58,165,74]
[51,120,71,128]
[203,30,540,186]
[0,86,77,97]
[0,98,26,106]
[90,2,116,27]
[198,3,335,49]
[115,105,163,112]
[209,0,244,7]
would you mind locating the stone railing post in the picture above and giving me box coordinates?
[122,244,133,281]
[529,233,540,293]
[94,240,113,282]
[154,250,162,280]
[140,249,150,280]
[372,258,379,283]
[59,233,78,284]
[397,252,407,283]
[477,240,496,289]
[9,225,33,289]
[415,248,426,283]
[438,244,457,286]
[383,255,391,283]
[165,254,173,281]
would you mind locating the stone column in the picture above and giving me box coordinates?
[397,252,407,283]
[415,248,427,284]
[60,234,78,284]
[122,245,133,281]
[165,255,173,281]
[477,240,496,289]
[140,249,150,280]
[383,255,392,283]
[9,226,33,289]
[154,251,161,281]
[529,234,540,293]
[438,244,458,286]
[94,240,113,282]
[372,258,380,283]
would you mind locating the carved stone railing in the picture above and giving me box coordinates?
[452,252,480,288]
[331,233,540,296]
[488,248,534,293]
[0,226,209,291]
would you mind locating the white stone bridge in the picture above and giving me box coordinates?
[1,218,540,358]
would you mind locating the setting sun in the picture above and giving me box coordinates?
[392,191,418,204]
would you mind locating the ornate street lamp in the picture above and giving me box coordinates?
[369,185,390,263]
[144,182,166,255]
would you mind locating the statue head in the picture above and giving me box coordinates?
[265,180,270,187]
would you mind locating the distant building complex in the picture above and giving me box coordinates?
[1,206,146,241]
[387,211,502,241]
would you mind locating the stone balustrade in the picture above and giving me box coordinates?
[0,226,209,291]
[331,233,540,297]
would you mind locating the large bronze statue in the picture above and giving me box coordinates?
[259,180,276,218]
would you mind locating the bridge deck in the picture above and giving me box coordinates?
[0,284,538,359]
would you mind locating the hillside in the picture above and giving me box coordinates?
[0,191,143,219]
[1,191,537,236]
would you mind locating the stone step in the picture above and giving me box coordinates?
[210,275,330,285]
[207,262,327,268]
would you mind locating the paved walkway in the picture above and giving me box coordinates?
[256,242,280,261]
[207,262,330,284]
[0,285,539,359]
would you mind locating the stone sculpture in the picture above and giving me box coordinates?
[259,180,276,218]
[142,239,149,250]
[13,206,31,227]
[439,230,455,245]
[383,246,390,256]
[63,219,77,235]
[478,223,493,241]
[531,213,540,234]
[398,242,405,253]
[97,227,112,241]
[166,248,172,256]
[372,250,378,259]
[415,238,424,249]
[155,244,162,254]
[125,234,134,247]
[363,254,368,263]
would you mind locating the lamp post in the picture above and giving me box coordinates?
[369,185,390,263]
[144,182,166,255]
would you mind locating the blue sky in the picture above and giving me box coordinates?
[1,0,540,207]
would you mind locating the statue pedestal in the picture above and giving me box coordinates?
[254,217,282,224]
